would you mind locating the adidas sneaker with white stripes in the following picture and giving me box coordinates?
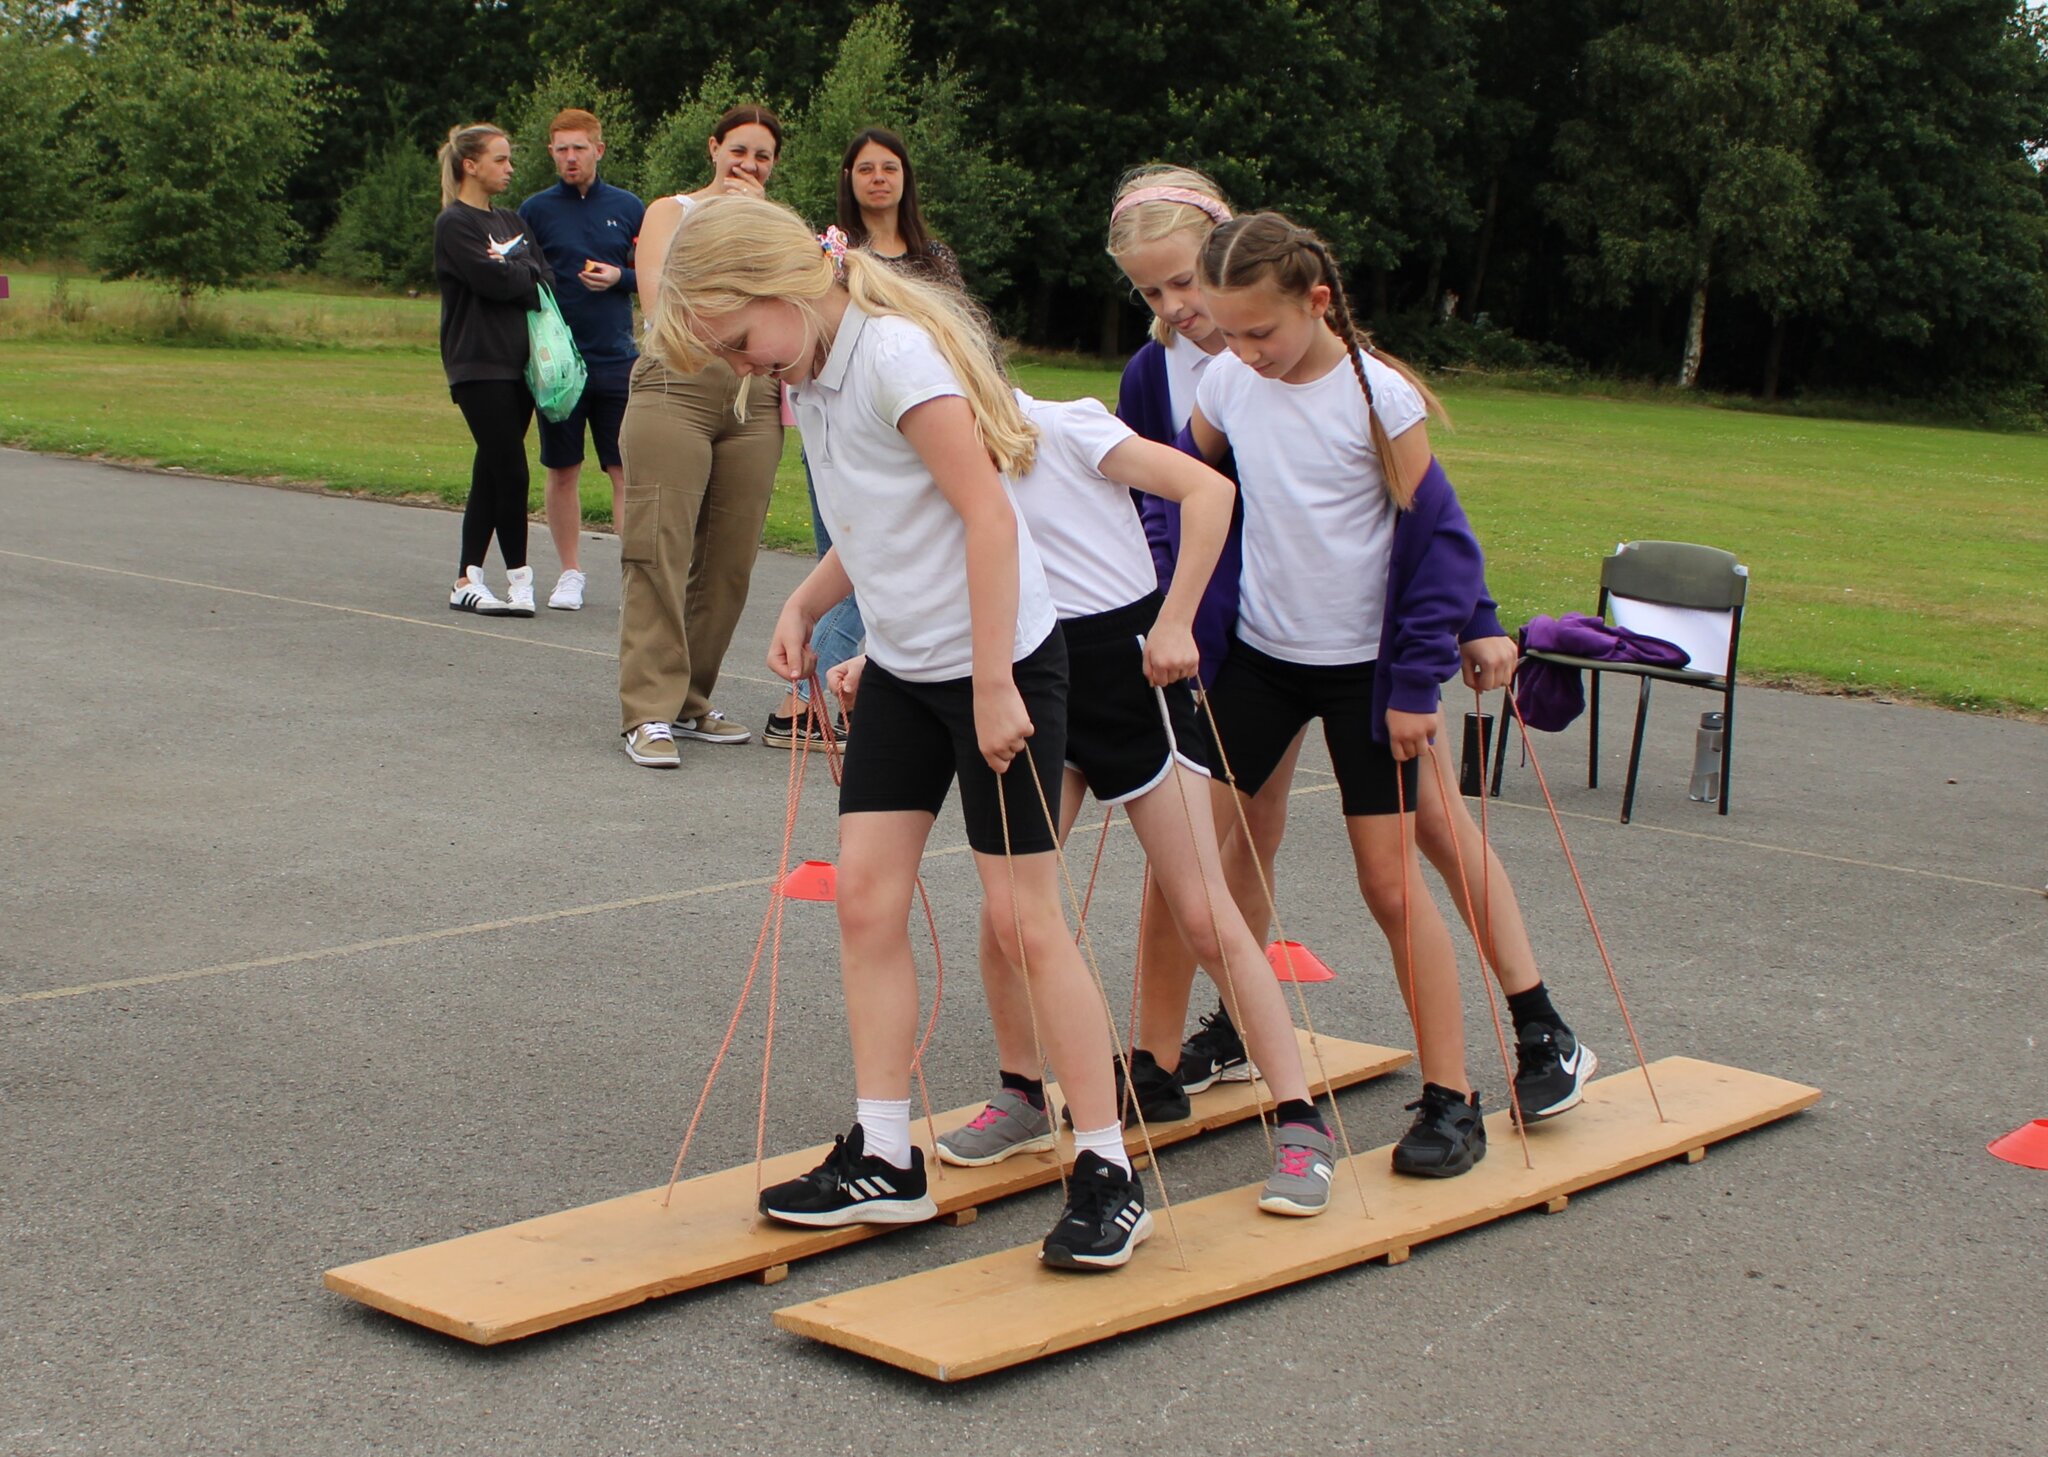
[1041,1151,1152,1271]
[756,1125,937,1228]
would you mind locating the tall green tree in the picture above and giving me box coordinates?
[1812,0,2048,406]
[0,9,94,259]
[1542,0,1852,388]
[88,0,325,314]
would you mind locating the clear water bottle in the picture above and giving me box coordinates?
[1688,711,1725,802]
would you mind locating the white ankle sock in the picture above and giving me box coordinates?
[1071,1122,1132,1176]
[855,1098,913,1169]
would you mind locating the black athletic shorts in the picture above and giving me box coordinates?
[1062,593,1211,803]
[838,629,1069,855]
[1201,639,1417,816]
[537,377,629,470]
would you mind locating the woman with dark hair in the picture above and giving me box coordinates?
[836,128,963,289]
[760,128,968,748]
[614,105,788,766]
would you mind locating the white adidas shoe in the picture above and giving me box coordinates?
[549,569,586,611]
[449,566,509,615]
[504,565,537,617]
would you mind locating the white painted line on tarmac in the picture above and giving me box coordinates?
[0,548,785,689]
[1,845,978,1007]
[1289,781,2042,897]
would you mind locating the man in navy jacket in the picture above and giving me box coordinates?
[518,108,645,610]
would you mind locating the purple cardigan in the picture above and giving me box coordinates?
[1117,339,1504,729]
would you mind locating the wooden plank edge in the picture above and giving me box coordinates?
[322,1038,1412,1345]
[774,1059,1821,1381]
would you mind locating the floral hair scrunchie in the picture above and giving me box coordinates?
[818,225,849,279]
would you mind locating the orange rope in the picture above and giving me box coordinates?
[1501,685,1666,1121]
[1423,742,1532,1167]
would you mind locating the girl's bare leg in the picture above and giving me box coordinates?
[976,768,1089,1076]
[836,811,941,1099]
[1412,752,1541,996]
[1346,812,1470,1094]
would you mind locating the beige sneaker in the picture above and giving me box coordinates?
[623,722,680,768]
[674,710,752,745]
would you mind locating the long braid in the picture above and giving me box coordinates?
[1302,234,1413,510]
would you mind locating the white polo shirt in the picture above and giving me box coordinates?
[1196,347,1427,665]
[1162,335,1218,435]
[1011,393,1157,620]
[788,304,1057,681]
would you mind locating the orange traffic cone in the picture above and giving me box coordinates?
[1267,940,1335,983]
[779,859,838,902]
[1988,1119,2048,1170]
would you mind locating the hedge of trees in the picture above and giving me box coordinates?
[4,0,2046,416]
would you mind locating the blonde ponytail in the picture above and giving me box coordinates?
[648,195,1036,475]
[439,123,506,208]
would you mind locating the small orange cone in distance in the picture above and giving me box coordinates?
[1988,1119,2048,1170]
[1267,940,1335,983]
[780,859,838,902]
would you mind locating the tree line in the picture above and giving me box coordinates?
[4,0,2046,417]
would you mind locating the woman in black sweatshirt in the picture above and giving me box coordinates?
[435,123,549,616]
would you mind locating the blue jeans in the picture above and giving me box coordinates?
[798,456,864,704]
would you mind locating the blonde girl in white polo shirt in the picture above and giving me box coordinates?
[647,195,1148,1271]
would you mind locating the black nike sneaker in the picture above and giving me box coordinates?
[1041,1152,1153,1270]
[757,1125,936,1227]
[1178,1004,1258,1094]
[1063,1049,1191,1127]
[1391,1083,1488,1178]
[1513,1021,1599,1122]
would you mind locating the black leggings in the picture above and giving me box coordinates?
[451,379,532,575]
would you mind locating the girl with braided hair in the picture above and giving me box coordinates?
[1186,211,1595,1177]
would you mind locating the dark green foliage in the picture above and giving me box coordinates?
[319,138,439,289]
[86,0,324,308]
[0,16,94,259]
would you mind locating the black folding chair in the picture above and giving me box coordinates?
[1492,540,1748,823]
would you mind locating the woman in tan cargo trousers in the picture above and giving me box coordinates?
[617,105,787,767]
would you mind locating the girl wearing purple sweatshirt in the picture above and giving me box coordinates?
[1189,212,1596,1176]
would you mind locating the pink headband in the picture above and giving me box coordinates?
[1111,185,1232,225]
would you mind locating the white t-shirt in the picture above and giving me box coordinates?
[1162,336,1219,436]
[1196,348,1427,665]
[1010,393,1157,620]
[788,305,1057,681]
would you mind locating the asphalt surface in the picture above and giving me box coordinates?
[3,448,2043,1456]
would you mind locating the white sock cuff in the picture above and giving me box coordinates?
[855,1097,914,1169]
[1071,1121,1133,1176]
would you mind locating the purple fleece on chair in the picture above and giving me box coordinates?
[1510,612,1692,732]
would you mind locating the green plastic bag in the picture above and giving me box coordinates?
[526,283,587,423]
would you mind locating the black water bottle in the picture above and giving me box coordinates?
[1460,711,1493,797]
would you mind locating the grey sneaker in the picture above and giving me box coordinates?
[623,722,680,768]
[936,1090,1056,1168]
[1258,1123,1335,1217]
[674,710,752,745]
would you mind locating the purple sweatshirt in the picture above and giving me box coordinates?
[1117,339,1504,730]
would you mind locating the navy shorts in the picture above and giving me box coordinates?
[537,377,629,470]
[838,630,1070,855]
[1201,639,1416,816]
[1062,594,1210,803]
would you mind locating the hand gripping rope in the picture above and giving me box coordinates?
[663,673,951,1207]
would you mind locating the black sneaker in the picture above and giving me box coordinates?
[762,707,847,750]
[1513,1022,1598,1122]
[1041,1152,1153,1270]
[757,1125,937,1227]
[1063,1049,1191,1127]
[1178,1003,1257,1094]
[1391,1084,1488,1178]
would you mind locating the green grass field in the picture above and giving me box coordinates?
[3,268,2042,713]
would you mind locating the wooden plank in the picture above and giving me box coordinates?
[323,1031,1409,1344]
[773,1056,1820,1381]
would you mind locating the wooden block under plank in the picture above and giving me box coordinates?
[773,1056,1820,1381]
[324,1030,1409,1344]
